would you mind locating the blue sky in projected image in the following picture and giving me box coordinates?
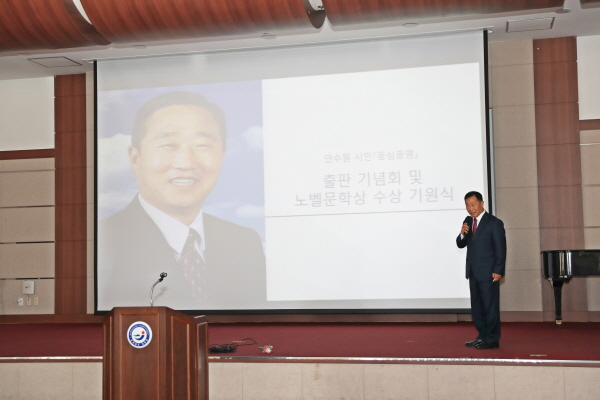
[97,81,265,240]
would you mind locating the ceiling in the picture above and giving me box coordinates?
[0,0,599,81]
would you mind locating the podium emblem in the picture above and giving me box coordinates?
[127,321,153,348]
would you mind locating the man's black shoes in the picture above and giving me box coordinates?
[465,339,500,349]
[475,341,500,350]
[465,339,484,347]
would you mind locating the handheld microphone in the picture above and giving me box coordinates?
[463,216,473,235]
[150,272,168,307]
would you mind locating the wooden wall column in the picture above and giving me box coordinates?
[55,74,88,315]
[533,37,587,321]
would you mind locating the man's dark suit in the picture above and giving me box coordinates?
[456,212,506,343]
[98,197,266,310]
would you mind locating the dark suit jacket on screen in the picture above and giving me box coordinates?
[456,212,506,281]
[98,197,266,310]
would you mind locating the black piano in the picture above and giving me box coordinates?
[542,250,600,326]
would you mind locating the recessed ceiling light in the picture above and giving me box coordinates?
[402,23,419,28]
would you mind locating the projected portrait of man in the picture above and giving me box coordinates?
[99,91,266,309]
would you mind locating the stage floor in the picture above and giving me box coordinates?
[1,322,599,366]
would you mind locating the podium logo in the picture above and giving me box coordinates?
[127,321,153,348]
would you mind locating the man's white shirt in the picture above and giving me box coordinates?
[138,194,206,261]
[460,210,487,240]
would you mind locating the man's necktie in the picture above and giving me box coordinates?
[473,218,478,235]
[179,229,206,300]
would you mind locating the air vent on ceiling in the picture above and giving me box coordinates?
[506,17,555,33]
[28,57,82,68]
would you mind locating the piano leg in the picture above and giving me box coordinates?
[550,279,564,327]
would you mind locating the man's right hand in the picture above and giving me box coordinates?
[461,223,470,236]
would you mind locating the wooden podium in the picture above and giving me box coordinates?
[103,307,208,400]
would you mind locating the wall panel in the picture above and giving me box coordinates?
[534,36,586,321]
[500,270,543,312]
[504,228,541,272]
[0,242,54,278]
[55,167,87,205]
[537,143,581,187]
[0,78,54,151]
[54,74,88,315]
[0,154,56,316]
[0,278,55,314]
[581,135,600,186]
[577,35,600,120]
[582,186,600,227]
[0,207,55,243]
[0,157,54,171]
[495,187,540,229]
[581,126,600,312]
[492,105,536,148]
[539,227,585,251]
[534,103,580,145]
[489,40,542,315]
[0,170,55,207]
[490,64,535,106]
[533,36,578,63]
[493,146,538,188]
[533,61,579,104]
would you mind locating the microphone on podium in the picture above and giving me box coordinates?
[150,272,167,307]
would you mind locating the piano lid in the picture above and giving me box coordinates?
[542,250,600,278]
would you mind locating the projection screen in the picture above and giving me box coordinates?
[96,30,490,313]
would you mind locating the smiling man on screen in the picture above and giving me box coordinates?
[99,91,265,309]
[456,191,506,350]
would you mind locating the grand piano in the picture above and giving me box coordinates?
[542,250,600,326]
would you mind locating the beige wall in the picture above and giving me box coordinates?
[577,35,600,313]
[490,38,600,317]
[489,40,543,313]
[209,362,600,400]
[1,39,599,318]
[2,361,600,400]
[582,129,600,311]
[0,77,57,316]
[0,362,102,400]
[577,35,600,120]
[0,73,96,316]
[0,158,56,315]
[0,78,54,151]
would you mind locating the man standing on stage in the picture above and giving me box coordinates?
[457,191,506,349]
